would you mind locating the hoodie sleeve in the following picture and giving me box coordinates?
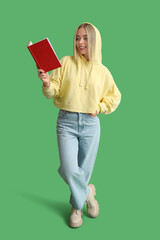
[42,57,65,99]
[97,69,121,114]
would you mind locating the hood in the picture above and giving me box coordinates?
[76,22,102,89]
[77,22,102,65]
[89,23,102,64]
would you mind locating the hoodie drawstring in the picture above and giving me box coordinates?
[85,64,94,89]
[78,57,94,90]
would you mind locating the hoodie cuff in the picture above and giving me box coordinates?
[42,82,55,99]
[42,82,54,92]
[96,104,101,114]
[42,83,51,90]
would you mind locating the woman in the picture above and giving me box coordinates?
[37,22,121,228]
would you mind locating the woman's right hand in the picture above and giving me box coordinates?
[37,68,50,87]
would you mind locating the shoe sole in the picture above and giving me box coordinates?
[69,219,83,228]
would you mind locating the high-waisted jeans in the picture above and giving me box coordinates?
[56,110,100,210]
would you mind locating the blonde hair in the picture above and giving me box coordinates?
[73,23,96,62]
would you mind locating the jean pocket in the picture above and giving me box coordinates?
[58,110,67,119]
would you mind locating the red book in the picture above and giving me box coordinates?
[27,38,61,72]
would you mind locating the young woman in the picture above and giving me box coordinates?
[37,22,121,228]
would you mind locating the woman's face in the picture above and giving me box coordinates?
[76,27,88,61]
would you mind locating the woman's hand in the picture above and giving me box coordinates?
[89,111,98,117]
[37,67,50,87]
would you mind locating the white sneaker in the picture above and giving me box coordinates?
[69,208,83,228]
[86,184,99,218]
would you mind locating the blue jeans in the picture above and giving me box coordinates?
[56,110,100,210]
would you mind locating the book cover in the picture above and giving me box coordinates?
[27,38,61,72]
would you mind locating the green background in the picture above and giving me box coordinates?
[1,0,159,239]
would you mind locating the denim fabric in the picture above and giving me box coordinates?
[56,110,100,210]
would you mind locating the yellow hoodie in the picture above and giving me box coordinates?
[42,23,121,114]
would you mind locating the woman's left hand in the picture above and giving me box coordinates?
[89,111,98,118]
